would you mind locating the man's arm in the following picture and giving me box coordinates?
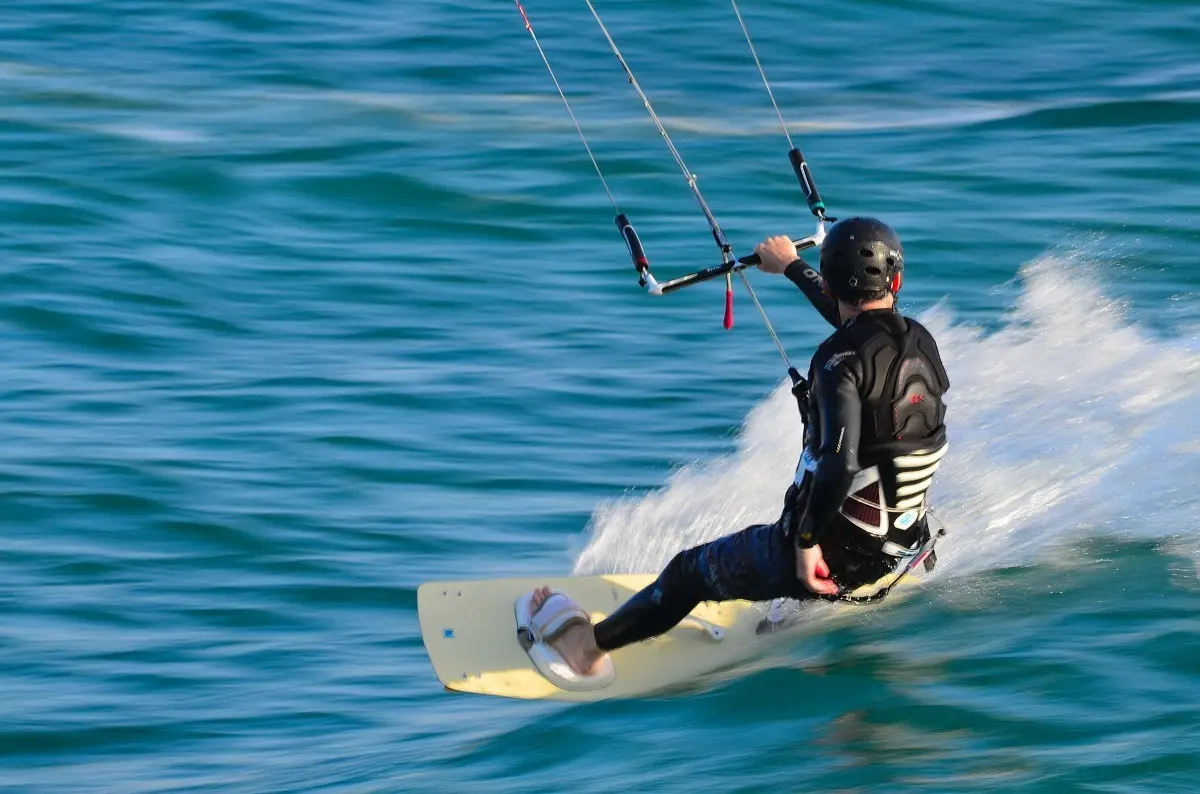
[783,260,840,328]
[753,236,840,327]
[794,354,863,548]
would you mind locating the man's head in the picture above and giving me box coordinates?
[819,217,904,309]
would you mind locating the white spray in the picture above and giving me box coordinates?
[574,252,1200,584]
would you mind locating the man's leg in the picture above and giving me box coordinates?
[531,522,802,674]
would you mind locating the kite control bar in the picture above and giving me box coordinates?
[618,145,832,296]
[621,216,828,296]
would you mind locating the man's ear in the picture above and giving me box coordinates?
[890,272,903,294]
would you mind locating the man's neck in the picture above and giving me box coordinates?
[838,294,896,324]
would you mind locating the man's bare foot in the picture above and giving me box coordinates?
[530,586,608,676]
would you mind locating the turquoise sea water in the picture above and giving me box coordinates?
[2,0,1199,790]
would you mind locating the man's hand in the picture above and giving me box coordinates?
[795,544,839,595]
[754,235,801,274]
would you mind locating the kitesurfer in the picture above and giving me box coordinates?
[518,218,951,685]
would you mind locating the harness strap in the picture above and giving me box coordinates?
[827,520,946,604]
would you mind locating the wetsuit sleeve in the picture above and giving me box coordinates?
[784,259,840,328]
[795,355,862,547]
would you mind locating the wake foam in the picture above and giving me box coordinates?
[573,251,1200,582]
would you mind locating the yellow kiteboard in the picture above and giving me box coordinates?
[417,574,773,702]
[418,544,935,702]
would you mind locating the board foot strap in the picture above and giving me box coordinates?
[515,591,615,692]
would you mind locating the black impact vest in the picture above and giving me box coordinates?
[787,309,950,556]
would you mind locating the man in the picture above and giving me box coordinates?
[517,217,951,689]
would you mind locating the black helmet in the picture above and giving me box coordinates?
[819,217,904,301]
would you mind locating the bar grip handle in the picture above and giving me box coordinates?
[736,233,821,266]
[615,213,650,277]
[788,148,826,219]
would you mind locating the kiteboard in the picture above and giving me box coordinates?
[417,520,945,700]
[418,574,772,702]
[416,559,937,702]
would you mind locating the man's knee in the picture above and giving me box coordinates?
[656,546,709,603]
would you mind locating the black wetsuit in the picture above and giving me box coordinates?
[592,260,950,653]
